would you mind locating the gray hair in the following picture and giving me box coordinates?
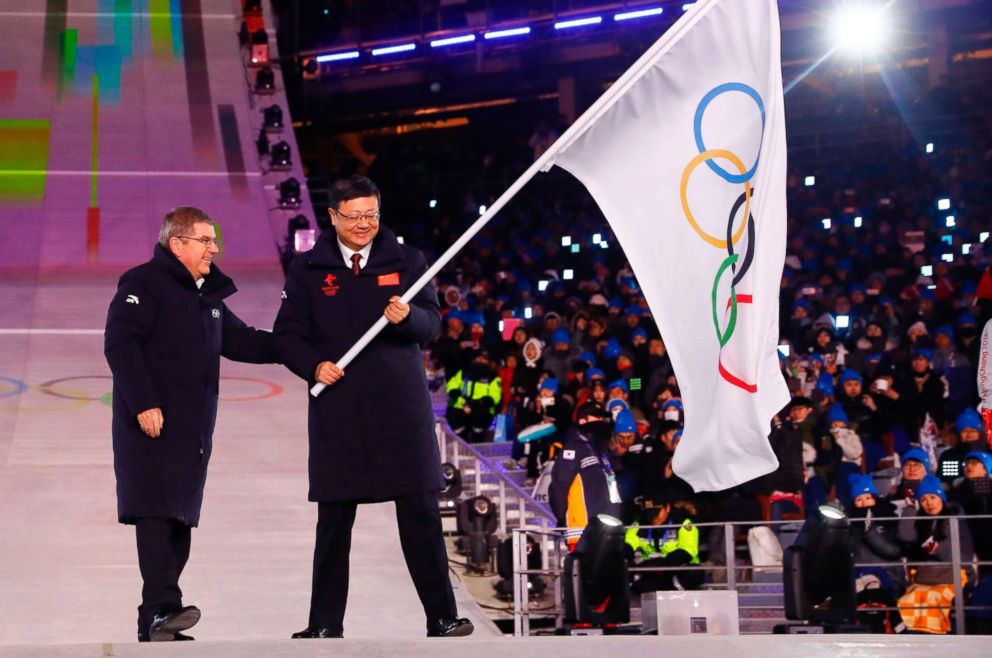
[158,207,214,248]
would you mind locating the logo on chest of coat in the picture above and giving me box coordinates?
[322,273,341,297]
[211,308,221,319]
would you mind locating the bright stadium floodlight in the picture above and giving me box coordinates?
[805,175,815,187]
[479,205,487,215]
[981,232,990,242]
[853,216,863,228]
[945,215,956,228]
[429,199,437,208]
[592,233,602,244]
[822,218,832,230]
[554,16,603,30]
[538,280,549,292]
[562,236,572,247]
[829,3,892,58]
[614,7,663,22]
[563,269,574,280]
[926,142,934,154]
[484,26,531,40]
[430,34,476,48]
[937,198,951,211]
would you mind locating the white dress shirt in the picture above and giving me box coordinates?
[338,240,372,271]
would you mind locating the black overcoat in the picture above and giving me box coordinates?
[105,245,278,526]
[274,226,444,502]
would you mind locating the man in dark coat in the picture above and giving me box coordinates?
[104,207,278,642]
[274,175,473,639]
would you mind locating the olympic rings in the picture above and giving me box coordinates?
[693,82,765,184]
[682,82,766,394]
[680,148,751,249]
[0,376,28,399]
[727,189,756,288]
[0,386,91,413]
[219,376,283,402]
[39,376,112,401]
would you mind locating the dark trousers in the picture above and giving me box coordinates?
[135,518,192,632]
[309,492,457,633]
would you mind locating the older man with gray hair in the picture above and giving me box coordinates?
[105,207,278,642]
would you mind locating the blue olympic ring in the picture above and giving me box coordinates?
[0,376,28,399]
[693,82,765,184]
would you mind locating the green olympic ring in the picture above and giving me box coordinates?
[711,253,739,347]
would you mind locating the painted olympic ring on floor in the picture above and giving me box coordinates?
[0,376,28,399]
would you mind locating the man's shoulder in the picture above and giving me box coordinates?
[117,259,165,290]
[397,243,428,268]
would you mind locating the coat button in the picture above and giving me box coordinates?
[200,448,204,455]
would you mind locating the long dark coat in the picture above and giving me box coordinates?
[274,226,443,502]
[105,245,278,526]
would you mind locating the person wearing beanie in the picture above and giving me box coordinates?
[541,326,575,380]
[826,404,865,510]
[610,409,640,516]
[847,473,903,597]
[624,488,703,594]
[549,404,623,550]
[607,378,630,405]
[898,346,946,440]
[835,369,881,444]
[937,408,987,483]
[954,451,992,577]
[932,325,973,421]
[888,447,931,504]
[897,473,974,634]
[757,398,813,520]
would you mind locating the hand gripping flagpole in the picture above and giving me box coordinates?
[309,0,720,397]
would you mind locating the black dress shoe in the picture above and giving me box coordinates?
[149,605,201,642]
[138,628,197,642]
[427,617,474,637]
[291,627,342,639]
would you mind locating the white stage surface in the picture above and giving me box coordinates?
[0,270,986,657]
[0,268,496,646]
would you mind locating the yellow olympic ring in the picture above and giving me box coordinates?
[0,385,91,414]
[680,148,751,249]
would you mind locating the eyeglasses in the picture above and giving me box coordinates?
[176,235,220,248]
[333,210,380,224]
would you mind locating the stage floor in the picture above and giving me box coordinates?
[0,268,497,645]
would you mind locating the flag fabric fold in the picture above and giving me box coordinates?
[554,0,790,491]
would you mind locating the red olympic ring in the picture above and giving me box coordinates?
[719,294,758,393]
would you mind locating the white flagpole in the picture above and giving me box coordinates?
[310,0,720,396]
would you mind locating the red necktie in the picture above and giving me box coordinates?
[351,253,362,276]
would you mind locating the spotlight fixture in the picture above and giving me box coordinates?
[456,495,498,573]
[270,141,292,169]
[563,514,629,628]
[262,105,283,131]
[249,28,268,64]
[493,536,546,600]
[779,505,858,632]
[829,4,892,58]
[255,67,275,93]
[437,462,462,515]
[278,178,301,209]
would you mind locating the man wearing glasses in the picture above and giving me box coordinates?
[275,175,472,638]
[105,207,278,641]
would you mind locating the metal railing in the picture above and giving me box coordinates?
[435,417,556,537]
[509,515,992,637]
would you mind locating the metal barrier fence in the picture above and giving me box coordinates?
[509,516,992,637]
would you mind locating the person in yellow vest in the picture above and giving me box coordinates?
[445,350,502,442]
[625,488,704,593]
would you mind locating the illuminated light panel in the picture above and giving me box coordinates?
[430,34,476,48]
[371,43,416,56]
[554,16,603,30]
[614,7,663,21]
[315,50,359,63]
[484,26,531,40]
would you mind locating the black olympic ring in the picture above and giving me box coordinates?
[726,188,756,288]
